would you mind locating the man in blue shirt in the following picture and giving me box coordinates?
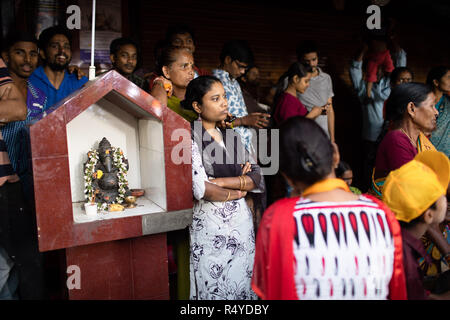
[28,25,88,114]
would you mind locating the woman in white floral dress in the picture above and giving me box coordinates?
[181,76,264,300]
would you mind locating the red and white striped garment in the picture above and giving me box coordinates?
[252,194,406,300]
[292,196,395,299]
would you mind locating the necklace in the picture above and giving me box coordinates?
[399,128,417,149]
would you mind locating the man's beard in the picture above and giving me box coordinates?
[47,60,69,71]
[46,53,71,71]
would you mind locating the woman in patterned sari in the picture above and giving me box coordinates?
[371,83,437,198]
[183,76,264,300]
[427,66,450,158]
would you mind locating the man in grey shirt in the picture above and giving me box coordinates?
[296,41,335,142]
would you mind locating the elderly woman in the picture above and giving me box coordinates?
[427,66,450,158]
[150,45,197,122]
[371,82,437,198]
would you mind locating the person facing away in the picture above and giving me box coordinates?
[212,40,270,157]
[109,37,149,92]
[182,75,264,300]
[382,150,450,300]
[296,40,335,142]
[252,116,407,300]
[28,25,88,115]
[272,62,326,126]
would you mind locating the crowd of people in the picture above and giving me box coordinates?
[0,21,449,300]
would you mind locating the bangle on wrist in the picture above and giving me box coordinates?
[242,176,246,190]
[238,176,243,190]
[224,191,231,202]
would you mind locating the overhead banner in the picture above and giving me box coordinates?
[79,0,122,69]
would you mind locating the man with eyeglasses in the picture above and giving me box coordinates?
[28,26,88,115]
[212,40,269,157]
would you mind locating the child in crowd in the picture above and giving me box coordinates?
[365,37,394,98]
[335,161,362,195]
[382,150,450,299]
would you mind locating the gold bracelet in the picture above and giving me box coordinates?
[224,191,231,202]
[230,120,234,129]
[238,176,243,191]
[242,176,246,190]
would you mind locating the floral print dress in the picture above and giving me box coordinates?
[189,138,257,300]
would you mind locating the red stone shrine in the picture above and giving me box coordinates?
[29,70,193,299]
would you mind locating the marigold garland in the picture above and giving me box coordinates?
[84,147,129,211]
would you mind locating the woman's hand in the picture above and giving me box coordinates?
[235,190,247,199]
[241,162,252,175]
[217,112,234,129]
[209,177,224,187]
[153,76,173,97]
[306,106,325,119]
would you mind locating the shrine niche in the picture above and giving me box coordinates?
[29,71,193,299]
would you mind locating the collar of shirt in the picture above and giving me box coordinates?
[213,68,237,84]
[31,66,66,89]
[401,228,432,265]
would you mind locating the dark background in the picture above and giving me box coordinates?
[2,0,450,189]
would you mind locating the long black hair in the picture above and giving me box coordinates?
[279,116,334,186]
[180,75,222,112]
[272,62,312,118]
[385,82,433,125]
[426,66,449,88]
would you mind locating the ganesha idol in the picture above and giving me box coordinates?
[84,137,132,208]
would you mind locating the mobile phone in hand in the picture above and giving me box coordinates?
[225,115,236,123]
[321,103,330,115]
